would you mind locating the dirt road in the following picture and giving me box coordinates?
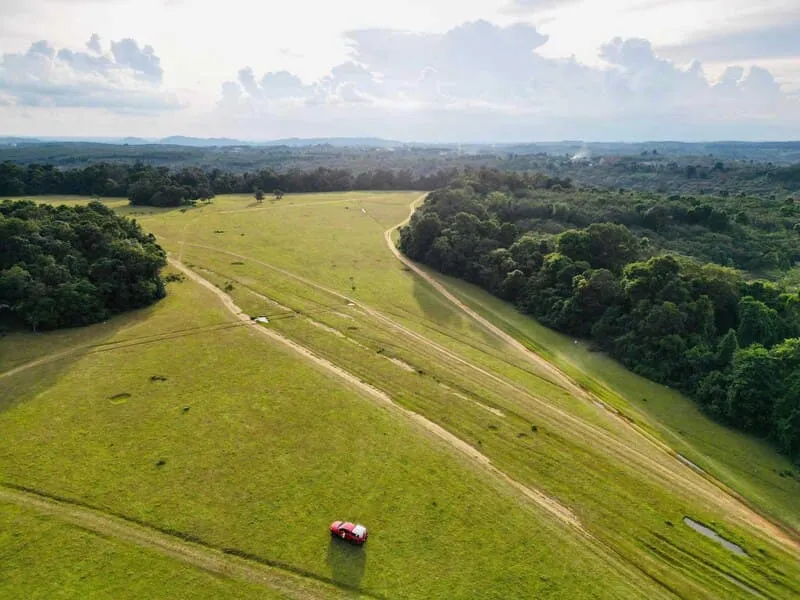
[385,197,591,399]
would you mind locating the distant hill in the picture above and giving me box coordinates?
[121,137,154,145]
[157,136,249,147]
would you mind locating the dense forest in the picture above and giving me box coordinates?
[399,173,800,460]
[4,157,798,212]
[1,140,799,198]
[0,200,166,331]
[0,161,459,206]
[0,161,573,207]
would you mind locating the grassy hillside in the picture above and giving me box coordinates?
[0,266,657,599]
[1,192,799,599]
[433,272,800,532]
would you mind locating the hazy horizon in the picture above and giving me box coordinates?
[3,135,800,146]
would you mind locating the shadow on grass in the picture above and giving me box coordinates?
[326,536,366,588]
[412,275,459,327]
[0,303,161,415]
[116,204,193,217]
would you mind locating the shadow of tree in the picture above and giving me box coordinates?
[0,301,165,414]
[412,274,459,326]
[326,536,367,589]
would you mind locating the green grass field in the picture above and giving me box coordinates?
[0,502,286,600]
[1,192,799,599]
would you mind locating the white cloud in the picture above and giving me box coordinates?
[0,0,798,139]
[110,38,163,83]
[215,20,800,141]
[86,33,102,54]
[0,35,182,112]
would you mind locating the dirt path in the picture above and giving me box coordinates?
[168,257,584,533]
[179,233,800,554]
[0,349,78,381]
[388,197,800,555]
[386,196,590,399]
[0,486,359,600]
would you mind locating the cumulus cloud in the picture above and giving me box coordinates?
[0,35,181,112]
[110,38,163,83]
[86,33,102,54]
[216,20,800,141]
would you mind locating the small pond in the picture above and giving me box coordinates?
[683,517,747,557]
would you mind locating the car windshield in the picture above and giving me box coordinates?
[352,525,366,537]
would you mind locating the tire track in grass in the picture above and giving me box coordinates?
[0,322,247,382]
[0,348,79,381]
[168,257,586,534]
[219,198,360,215]
[178,229,800,555]
[0,485,371,600]
[169,257,721,598]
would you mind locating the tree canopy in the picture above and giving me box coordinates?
[0,200,166,331]
[400,177,800,461]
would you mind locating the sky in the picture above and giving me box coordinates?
[0,0,799,141]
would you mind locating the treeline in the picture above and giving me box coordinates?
[0,200,166,331]
[423,177,799,274]
[400,180,800,460]
[0,161,571,207]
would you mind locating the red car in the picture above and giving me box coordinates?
[329,520,368,545]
